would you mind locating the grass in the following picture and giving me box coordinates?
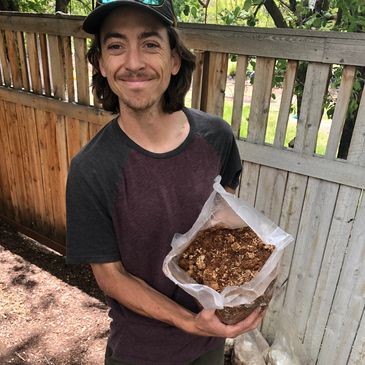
[222,100,329,155]
[185,91,330,156]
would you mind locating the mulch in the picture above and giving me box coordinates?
[0,218,109,364]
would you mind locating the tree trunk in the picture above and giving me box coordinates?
[0,0,19,11]
[337,67,365,159]
[263,0,288,28]
[56,0,71,13]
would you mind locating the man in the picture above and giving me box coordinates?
[66,1,266,364]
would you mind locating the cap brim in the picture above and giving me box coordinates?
[83,1,174,34]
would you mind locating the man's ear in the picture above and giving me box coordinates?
[171,49,181,76]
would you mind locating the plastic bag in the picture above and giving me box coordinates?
[232,329,269,365]
[162,176,293,314]
[265,312,309,365]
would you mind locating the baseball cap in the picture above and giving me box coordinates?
[83,0,176,34]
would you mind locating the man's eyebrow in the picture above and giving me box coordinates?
[139,31,164,41]
[102,32,127,44]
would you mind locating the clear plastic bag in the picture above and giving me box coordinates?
[162,176,293,317]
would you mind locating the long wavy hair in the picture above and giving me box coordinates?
[87,26,196,114]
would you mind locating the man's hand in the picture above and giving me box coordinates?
[188,307,266,338]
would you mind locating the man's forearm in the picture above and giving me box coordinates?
[91,261,196,333]
[91,261,266,338]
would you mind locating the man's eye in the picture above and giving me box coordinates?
[145,43,159,49]
[108,44,122,50]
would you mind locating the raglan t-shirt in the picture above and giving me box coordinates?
[66,107,242,365]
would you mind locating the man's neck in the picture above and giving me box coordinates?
[117,105,189,154]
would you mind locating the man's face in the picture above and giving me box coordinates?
[98,6,181,113]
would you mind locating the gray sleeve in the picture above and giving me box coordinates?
[66,161,121,265]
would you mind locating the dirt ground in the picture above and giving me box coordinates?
[0,219,233,365]
[0,218,110,364]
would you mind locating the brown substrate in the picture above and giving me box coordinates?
[178,225,275,324]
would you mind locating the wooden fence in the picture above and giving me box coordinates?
[0,12,364,365]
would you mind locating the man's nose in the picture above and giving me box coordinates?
[124,47,145,71]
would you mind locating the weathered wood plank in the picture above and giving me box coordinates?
[178,23,365,67]
[62,36,75,102]
[19,105,48,231]
[247,57,275,143]
[4,30,22,88]
[261,173,307,342]
[74,37,90,105]
[191,50,204,110]
[35,109,57,236]
[16,31,30,91]
[0,31,11,86]
[3,101,29,223]
[0,87,112,125]
[15,103,39,228]
[200,51,228,116]
[348,314,365,365]
[325,66,356,159]
[25,32,42,94]
[274,60,297,147]
[294,63,331,154]
[303,185,361,363]
[239,57,276,204]
[48,35,65,99]
[237,141,365,189]
[231,55,248,138]
[2,14,365,65]
[65,117,90,165]
[0,100,13,215]
[55,114,68,240]
[317,194,365,365]
[39,33,51,96]
[285,178,339,339]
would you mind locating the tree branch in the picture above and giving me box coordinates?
[263,0,288,28]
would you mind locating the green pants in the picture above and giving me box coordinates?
[104,344,225,365]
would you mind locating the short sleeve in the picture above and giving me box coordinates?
[66,161,121,264]
[220,132,242,190]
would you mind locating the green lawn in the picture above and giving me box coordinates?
[185,94,329,155]
[222,100,329,155]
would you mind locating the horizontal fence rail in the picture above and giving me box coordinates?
[0,12,364,365]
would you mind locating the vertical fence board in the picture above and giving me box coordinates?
[65,117,90,166]
[0,31,11,86]
[191,50,204,110]
[274,60,297,147]
[25,32,42,94]
[239,57,275,204]
[303,185,361,363]
[231,55,248,139]
[62,36,75,102]
[294,63,330,153]
[348,312,365,365]
[0,101,13,215]
[4,30,22,88]
[21,105,48,231]
[200,51,228,116]
[89,123,103,140]
[55,114,68,240]
[262,173,307,342]
[48,35,65,99]
[39,33,51,96]
[317,87,365,365]
[325,65,356,159]
[16,32,30,91]
[3,101,30,223]
[74,37,90,105]
[35,109,56,236]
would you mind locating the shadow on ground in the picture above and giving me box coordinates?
[0,218,105,303]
